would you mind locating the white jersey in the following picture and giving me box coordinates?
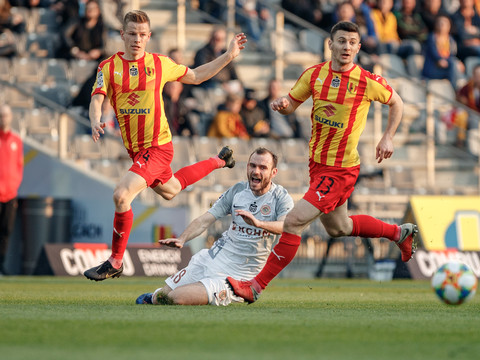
[206,181,294,279]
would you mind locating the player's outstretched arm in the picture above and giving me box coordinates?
[89,94,106,142]
[158,212,217,248]
[376,89,404,163]
[181,33,247,85]
[235,210,286,235]
[271,96,302,115]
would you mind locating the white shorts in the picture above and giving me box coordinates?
[164,249,244,306]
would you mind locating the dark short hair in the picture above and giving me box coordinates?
[330,21,360,40]
[123,10,150,30]
[249,147,278,168]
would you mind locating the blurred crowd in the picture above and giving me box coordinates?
[1,0,480,146]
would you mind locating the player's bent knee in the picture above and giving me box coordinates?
[113,187,131,208]
[325,227,350,238]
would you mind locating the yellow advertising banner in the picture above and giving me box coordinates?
[410,196,480,251]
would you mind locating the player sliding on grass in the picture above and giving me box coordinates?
[227,21,419,304]
[83,11,247,281]
[136,148,293,306]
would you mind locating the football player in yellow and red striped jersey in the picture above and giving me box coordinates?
[227,21,419,303]
[84,10,247,281]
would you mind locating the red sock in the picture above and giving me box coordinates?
[110,209,134,265]
[254,232,301,290]
[350,215,399,241]
[174,157,222,190]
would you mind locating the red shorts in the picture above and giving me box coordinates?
[303,160,360,214]
[129,142,174,188]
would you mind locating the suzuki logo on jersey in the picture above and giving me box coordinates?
[119,108,151,114]
[323,104,336,117]
[127,93,140,106]
[314,114,344,128]
[331,76,341,88]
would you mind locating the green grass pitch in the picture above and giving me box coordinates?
[1,276,479,360]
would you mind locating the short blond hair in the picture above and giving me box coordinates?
[123,10,150,30]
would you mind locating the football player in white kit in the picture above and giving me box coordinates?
[136,147,294,306]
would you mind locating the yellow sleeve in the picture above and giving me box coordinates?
[289,68,314,103]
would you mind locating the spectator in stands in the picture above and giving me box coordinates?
[0,0,25,34]
[208,93,250,139]
[350,0,379,55]
[57,0,105,61]
[455,64,480,147]
[281,0,324,29]
[234,0,271,50]
[193,27,240,91]
[100,0,126,33]
[422,15,462,87]
[394,0,428,46]
[333,0,379,55]
[240,88,269,138]
[451,0,480,61]
[421,0,451,32]
[259,79,302,139]
[51,0,82,29]
[0,104,23,275]
[164,81,198,137]
[371,0,420,58]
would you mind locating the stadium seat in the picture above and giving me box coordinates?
[103,136,128,160]
[72,134,104,160]
[24,107,58,137]
[24,32,58,58]
[45,58,70,84]
[89,159,122,181]
[426,79,456,113]
[31,8,59,33]
[0,57,12,82]
[171,136,195,170]
[221,137,252,163]
[274,163,309,192]
[192,136,221,162]
[33,83,72,108]
[406,54,424,78]
[465,56,480,78]
[69,59,98,86]
[13,57,46,84]
[3,86,34,109]
[251,138,282,158]
[378,53,408,79]
[280,138,309,164]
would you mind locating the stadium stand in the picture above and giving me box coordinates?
[3,0,479,277]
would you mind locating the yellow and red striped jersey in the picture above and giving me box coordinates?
[289,61,393,168]
[92,51,188,153]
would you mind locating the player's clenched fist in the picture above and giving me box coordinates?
[270,96,290,112]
